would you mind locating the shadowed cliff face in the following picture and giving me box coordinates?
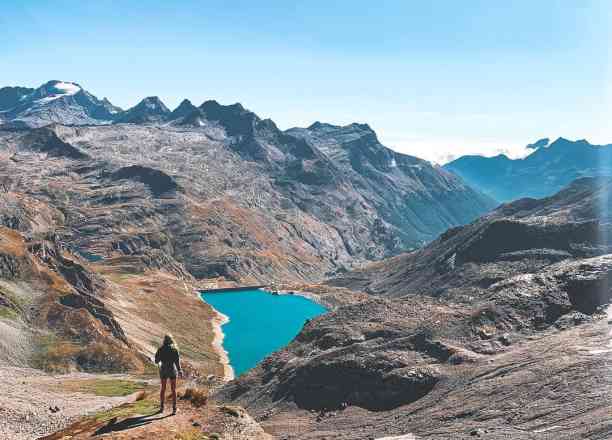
[218,178,612,440]
[111,165,179,197]
[22,128,89,160]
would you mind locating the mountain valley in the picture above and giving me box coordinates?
[0,80,610,439]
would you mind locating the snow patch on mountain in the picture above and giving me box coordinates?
[31,81,82,104]
[53,81,81,95]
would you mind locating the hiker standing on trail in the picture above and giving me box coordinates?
[155,334,182,414]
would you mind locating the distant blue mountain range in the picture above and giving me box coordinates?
[444,137,612,202]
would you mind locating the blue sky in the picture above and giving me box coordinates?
[2,1,610,162]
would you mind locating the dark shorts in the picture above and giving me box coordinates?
[159,364,177,380]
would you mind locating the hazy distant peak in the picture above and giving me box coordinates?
[492,153,511,160]
[526,138,549,150]
[445,136,612,202]
[547,137,591,150]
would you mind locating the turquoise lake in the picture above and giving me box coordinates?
[201,289,327,377]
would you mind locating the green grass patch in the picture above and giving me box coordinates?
[93,398,159,422]
[0,284,29,321]
[0,306,18,320]
[72,379,149,397]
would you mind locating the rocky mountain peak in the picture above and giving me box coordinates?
[1,80,119,127]
[306,121,375,136]
[168,98,198,121]
[200,100,259,137]
[200,100,248,115]
[290,121,392,172]
[305,121,350,132]
[140,96,169,111]
[113,96,170,124]
[307,121,328,130]
[175,98,194,109]
[348,122,374,132]
[19,80,83,106]
[0,86,34,111]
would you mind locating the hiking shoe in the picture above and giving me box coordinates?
[172,405,177,415]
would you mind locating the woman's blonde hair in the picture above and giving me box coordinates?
[163,334,178,350]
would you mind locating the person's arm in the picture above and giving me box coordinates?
[154,348,161,365]
[174,350,182,376]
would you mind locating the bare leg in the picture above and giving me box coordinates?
[160,378,167,412]
[170,378,177,414]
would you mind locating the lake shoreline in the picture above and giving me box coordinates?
[205,296,235,382]
[275,289,334,311]
[202,288,327,377]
